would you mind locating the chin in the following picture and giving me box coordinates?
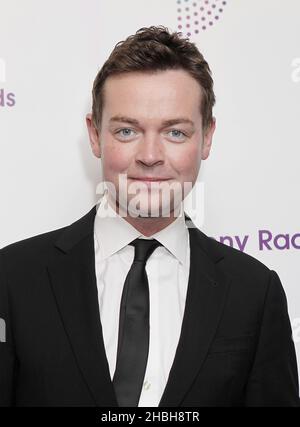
[127,198,161,218]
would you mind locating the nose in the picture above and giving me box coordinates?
[135,133,164,167]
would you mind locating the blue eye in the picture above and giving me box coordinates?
[116,128,135,138]
[168,130,186,139]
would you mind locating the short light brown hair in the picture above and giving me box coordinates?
[91,25,215,131]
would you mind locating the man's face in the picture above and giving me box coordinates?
[87,69,215,217]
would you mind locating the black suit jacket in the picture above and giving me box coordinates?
[0,205,299,407]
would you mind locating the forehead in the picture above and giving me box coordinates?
[102,69,203,123]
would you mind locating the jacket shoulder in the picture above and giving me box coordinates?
[0,225,68,261]
[0,205,96,267]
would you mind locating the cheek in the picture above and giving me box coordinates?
[102,142,130,176]
[170,143,201,177]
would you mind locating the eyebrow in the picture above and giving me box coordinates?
[109,115,195,127]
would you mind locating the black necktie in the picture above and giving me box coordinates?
[112,238,162,407]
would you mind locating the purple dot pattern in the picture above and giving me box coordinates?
[176,0,228,36]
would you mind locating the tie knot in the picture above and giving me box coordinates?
[129,238,162,263]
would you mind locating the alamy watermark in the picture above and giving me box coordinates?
[95,174,205,227]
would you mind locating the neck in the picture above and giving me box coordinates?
[122,213,178,237]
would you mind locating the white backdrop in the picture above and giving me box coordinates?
[1,0,299,389]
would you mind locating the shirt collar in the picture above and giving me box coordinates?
[94,191,188,265]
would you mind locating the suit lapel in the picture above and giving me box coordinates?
[158,218,232,407]
[46,205,118,406]
[46,205,231,407]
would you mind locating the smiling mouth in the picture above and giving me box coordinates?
[128,178,172,189]
[129,177,171,182]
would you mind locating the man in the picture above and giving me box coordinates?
[0,26,299,407]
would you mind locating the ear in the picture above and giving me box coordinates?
[201,117,216,160]
[86,113,101,158]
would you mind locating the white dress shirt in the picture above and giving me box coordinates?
[93,191,190,406]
